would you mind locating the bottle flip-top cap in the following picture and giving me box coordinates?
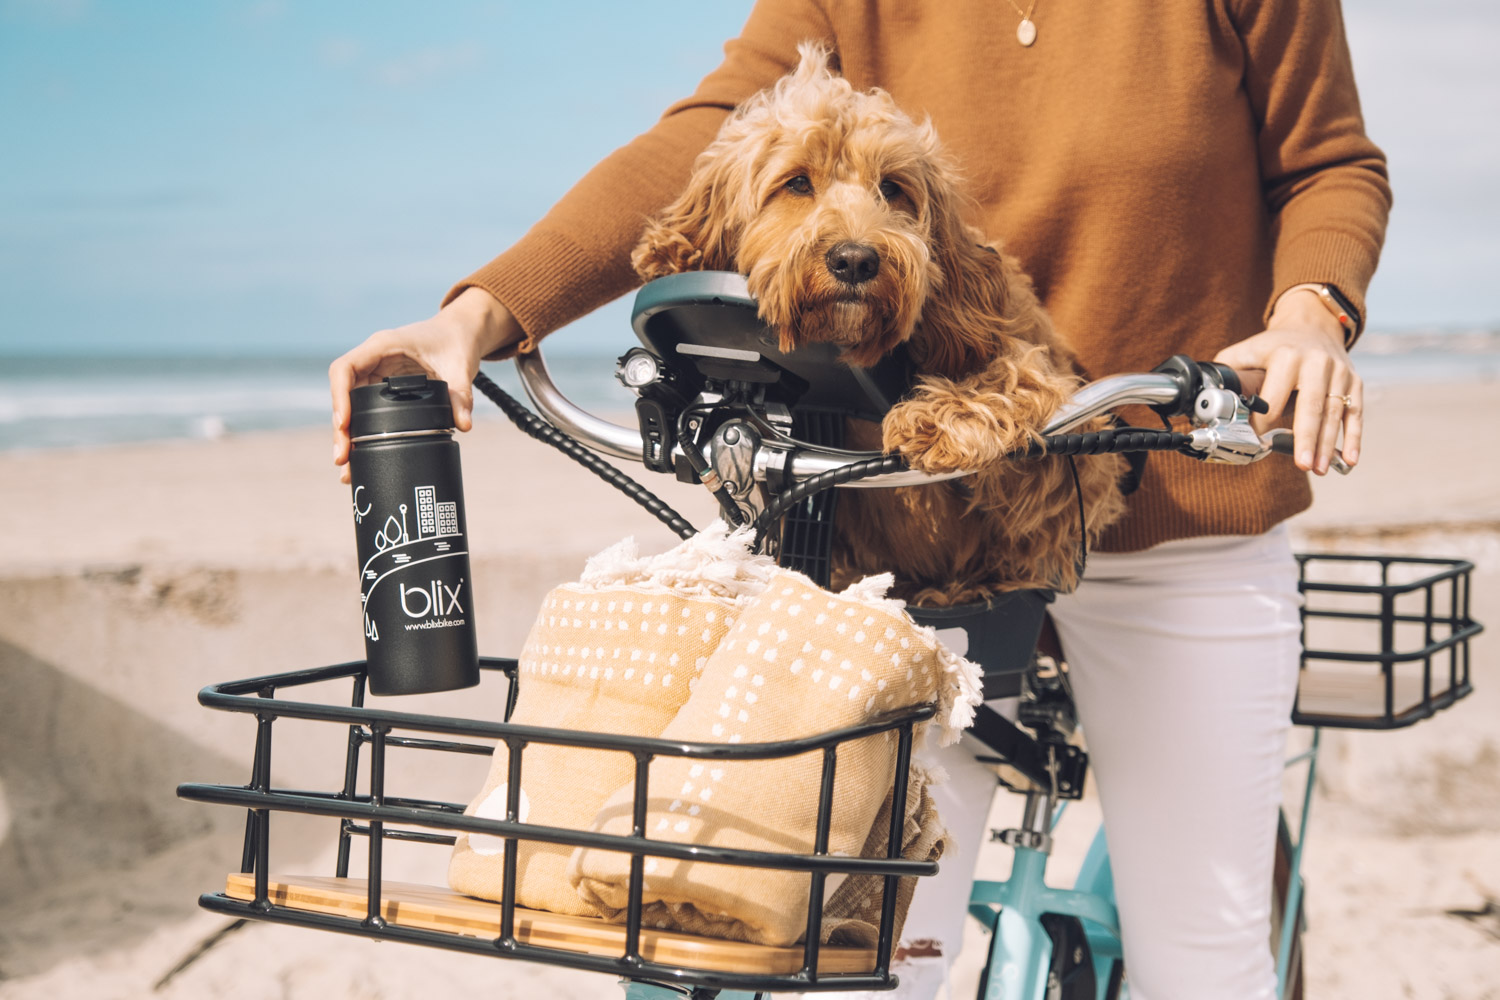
[349,375,456,438]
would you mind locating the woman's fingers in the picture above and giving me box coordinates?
[1218,337,1361,474]
[1290,352,1334,472]
[1314,390,1347,475]
[329,346,362,483]
[1214,311,1363,475]
[328,351,361,467]
[1341,375,1364,466]
[330,290,518,476]
[449,379,475,431]
[328,319,487,482]
[328,329,425,472]
[432,351,477,431]
[1317,372,1363,471]
[1250,348,1297,439]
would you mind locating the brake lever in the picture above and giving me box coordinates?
[1186,386,1351,474]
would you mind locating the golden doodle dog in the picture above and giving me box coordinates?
[633,44,1126,603]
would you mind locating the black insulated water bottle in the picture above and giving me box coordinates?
[348,375,480,695]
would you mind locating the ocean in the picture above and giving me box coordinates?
[0,352,635,453]
[2,334,1497,453]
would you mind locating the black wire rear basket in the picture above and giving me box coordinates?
[1295,553,1482,729]
[177,659,936,994]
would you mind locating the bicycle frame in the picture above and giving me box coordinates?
[964,741,1319,1000]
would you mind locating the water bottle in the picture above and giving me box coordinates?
[348,375,479,695]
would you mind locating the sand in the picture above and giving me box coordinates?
[1,382,1497,999]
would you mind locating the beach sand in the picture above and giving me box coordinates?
[2,382,1497,998]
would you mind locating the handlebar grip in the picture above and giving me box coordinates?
[1264,428,1350,474]
[1266,429,1295,457]
[1226,367,1266,399]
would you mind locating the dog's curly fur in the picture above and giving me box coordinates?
[633,44,1126,603]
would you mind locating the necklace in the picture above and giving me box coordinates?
[1004,0,1040,46]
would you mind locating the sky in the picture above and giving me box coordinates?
[1,0,1497,358]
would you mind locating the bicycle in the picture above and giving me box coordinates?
[179,271,1480,999]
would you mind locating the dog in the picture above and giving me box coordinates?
[632,44,1125,603]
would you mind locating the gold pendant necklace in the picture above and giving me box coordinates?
[1005,0,1040,46]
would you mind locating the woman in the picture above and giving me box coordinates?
[329,3,1389,996]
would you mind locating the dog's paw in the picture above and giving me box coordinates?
[631,227,703,281]
[882,388,1009,473]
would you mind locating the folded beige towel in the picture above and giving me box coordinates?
[570,570,979,946]
[821,763,946,947]
[448,526,778,916]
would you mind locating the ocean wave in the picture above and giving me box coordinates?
[0,386,330,423]
[2,345,1494,452]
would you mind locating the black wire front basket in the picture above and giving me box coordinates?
[176,659,936,994]
[1295,553,1481,729]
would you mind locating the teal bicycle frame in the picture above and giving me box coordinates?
[967,729,1317,1000]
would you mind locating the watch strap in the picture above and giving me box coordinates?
[1284,282,1360,346]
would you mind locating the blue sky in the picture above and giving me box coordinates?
[1,0,1496,357]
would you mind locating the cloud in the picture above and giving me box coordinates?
[377,41,482,88]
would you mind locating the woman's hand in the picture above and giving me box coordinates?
[1213,288,1362,475]
[329,287,523,483]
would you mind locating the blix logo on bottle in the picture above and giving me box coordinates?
[399,578,466,618]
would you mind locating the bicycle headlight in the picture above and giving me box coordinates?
[617,348,663,390]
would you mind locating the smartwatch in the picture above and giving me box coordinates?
[1285,282,1361,345]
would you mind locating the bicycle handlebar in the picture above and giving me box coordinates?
[516,350,643,461]
[515,349,1197,488]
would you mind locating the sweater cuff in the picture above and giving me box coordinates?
[443,229,641,361]
[1266,229,1381,348]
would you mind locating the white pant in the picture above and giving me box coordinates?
[849,527,1302,1000]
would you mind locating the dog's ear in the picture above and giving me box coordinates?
[632,151,741,281]
[633,40,840,283]
[913,168,1058,379]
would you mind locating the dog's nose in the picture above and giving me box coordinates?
[825,242,881,286]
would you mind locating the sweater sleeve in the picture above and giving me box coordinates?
[444,0,835,359]
[1230,0,1392,342]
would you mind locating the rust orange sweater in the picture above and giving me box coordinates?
[447,0,1391,551]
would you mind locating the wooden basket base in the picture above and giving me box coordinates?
[1296,667,1457,722]
[224,873,876,975]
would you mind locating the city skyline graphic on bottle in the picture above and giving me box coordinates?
[357,481,466,643]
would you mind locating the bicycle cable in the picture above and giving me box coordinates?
[474,369,1192,548]
[750,425,1192,543]
[471,371,700,540]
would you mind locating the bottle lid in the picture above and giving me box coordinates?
[349,376,455,439]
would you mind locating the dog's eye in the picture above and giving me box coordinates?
[785,175,813,195]
[878,179,902,201]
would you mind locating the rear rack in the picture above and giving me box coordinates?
[1295,554,1481,729]
[177,659,936,993]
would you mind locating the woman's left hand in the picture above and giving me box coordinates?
[1213,288,1362,475]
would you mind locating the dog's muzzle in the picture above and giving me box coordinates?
[826,241,881,286]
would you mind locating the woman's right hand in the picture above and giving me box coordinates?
[329,286,523,483]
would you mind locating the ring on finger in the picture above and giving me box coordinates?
[1326,392,1356,411]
